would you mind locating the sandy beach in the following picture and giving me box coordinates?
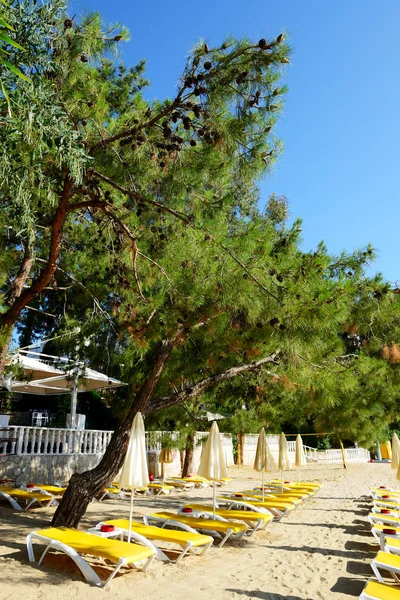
[0,463,392,600]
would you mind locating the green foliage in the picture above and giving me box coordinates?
[2,3,400,449]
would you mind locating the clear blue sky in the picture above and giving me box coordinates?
[77,0,399,283]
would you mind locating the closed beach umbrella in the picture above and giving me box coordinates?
[295,434,307,484]
[159,447,173,481]
[198,421,228,517]
[278,433,291,490]
[118,412,149,541]
[392,433,400,470]
[254,428,277,500]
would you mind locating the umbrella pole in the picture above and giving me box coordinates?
[298,467,300,485]
[128,489,134,543]
[281,470,283,492]
[262,470,264,501]
[213,482,216,519]
[70,362,79,430]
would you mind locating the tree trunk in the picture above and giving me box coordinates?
[181,431,195,477]
[51,335,180,527]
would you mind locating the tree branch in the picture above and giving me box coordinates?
[145,351,280,415]
[91,170,191,224]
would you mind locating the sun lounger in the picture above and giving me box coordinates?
[217,495,293,521]
[170,476,210,488]
[246,489,306,503]
[359,580,400,600]
[144,511,247,548]
[269,479,321,490]
[0,486,57,511]
[96,485,128,501]
[27,527,155,588]
[148,483,174,495]
[371,523,400,548]
[257,484,314,498]
[179,503,273,534]
[164,480,195,493]
[369,513,400,527]
[370,551,400,583]
[99,519,212,563]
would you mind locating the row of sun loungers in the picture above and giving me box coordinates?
[6,478,321,588]
[357,486,400,599]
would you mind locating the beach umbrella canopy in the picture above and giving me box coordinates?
[254,428,277,500]
[159,447,173,480]
[197,421,228,517]
[295,434,307,484]
[117,412,149,541]
[159,447,173,464]
[392,433,400,470]
[278,433,291,471]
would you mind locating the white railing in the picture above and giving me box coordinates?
[316,447,370,463]
[0,426,113,456]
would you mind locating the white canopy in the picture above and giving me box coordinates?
[4,354,123,395]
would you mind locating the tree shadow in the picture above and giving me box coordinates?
[226,590,312,600]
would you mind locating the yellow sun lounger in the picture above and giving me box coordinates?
[100,519,213,563]
[164,479,195,493]
[170,476,210,489]
[245,489,305,503]
[370,551,400,584]
[371,523,400,548]
[180,503,273,534]
[96,485,128,501]
[369,513,400,527]
[27,527,155,588]
[359,580,400,600]
[0,486,57,511]
[269,479,321,490]
[258,484,314,498]
[144,511,247,547]
[217,495,294,521]
[148,483,174,495]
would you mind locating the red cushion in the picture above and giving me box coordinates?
[100,525,115,532]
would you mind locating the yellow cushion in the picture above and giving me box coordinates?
[373,524,400,533]
[35,527,154,565]
[243,491,303,504]
[34,485,66,495]
[148,484,173,491]
[370,513,400,524]
[0,487,54,503]
[149,511,246,534]
[220,495,295,510]
[184,504,273,523]
[363,581,400,600]
[104,519,212,547]
[375,551,400,569]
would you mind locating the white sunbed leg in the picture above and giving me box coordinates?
[126,530,169,563]
[26,534,36,562]
[199,541,213,555]
[370,560,384,582]
[0,491,22,511]
[216,530,232,548]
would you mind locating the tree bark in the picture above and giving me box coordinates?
[181,431,195,477]
[0,176,73,378]
[51,335,181,527]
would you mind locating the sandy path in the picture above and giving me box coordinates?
[0,463,394,600]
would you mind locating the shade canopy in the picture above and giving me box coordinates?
[3,353,124,395]
[295,434,307,468]
[197,421,227,482]
[254,428,276,472]
[159,447,173,464]
[118,412,149,491]
[392,433,400,470]
[278,432,291,471]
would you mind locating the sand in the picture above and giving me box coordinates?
[0,462,393,600]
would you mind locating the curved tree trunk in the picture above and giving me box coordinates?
[181,431,195,477]
[51,336,179,527]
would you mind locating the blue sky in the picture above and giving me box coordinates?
[78,0,399,282]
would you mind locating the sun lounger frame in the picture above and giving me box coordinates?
[0,489,57,511]
[26,531,155,589]
[144,514,245,548]
[98,521,212,564]
[217,495,286,521]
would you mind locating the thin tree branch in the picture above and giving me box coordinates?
[91,170,190,224]
[145,351,281,415]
